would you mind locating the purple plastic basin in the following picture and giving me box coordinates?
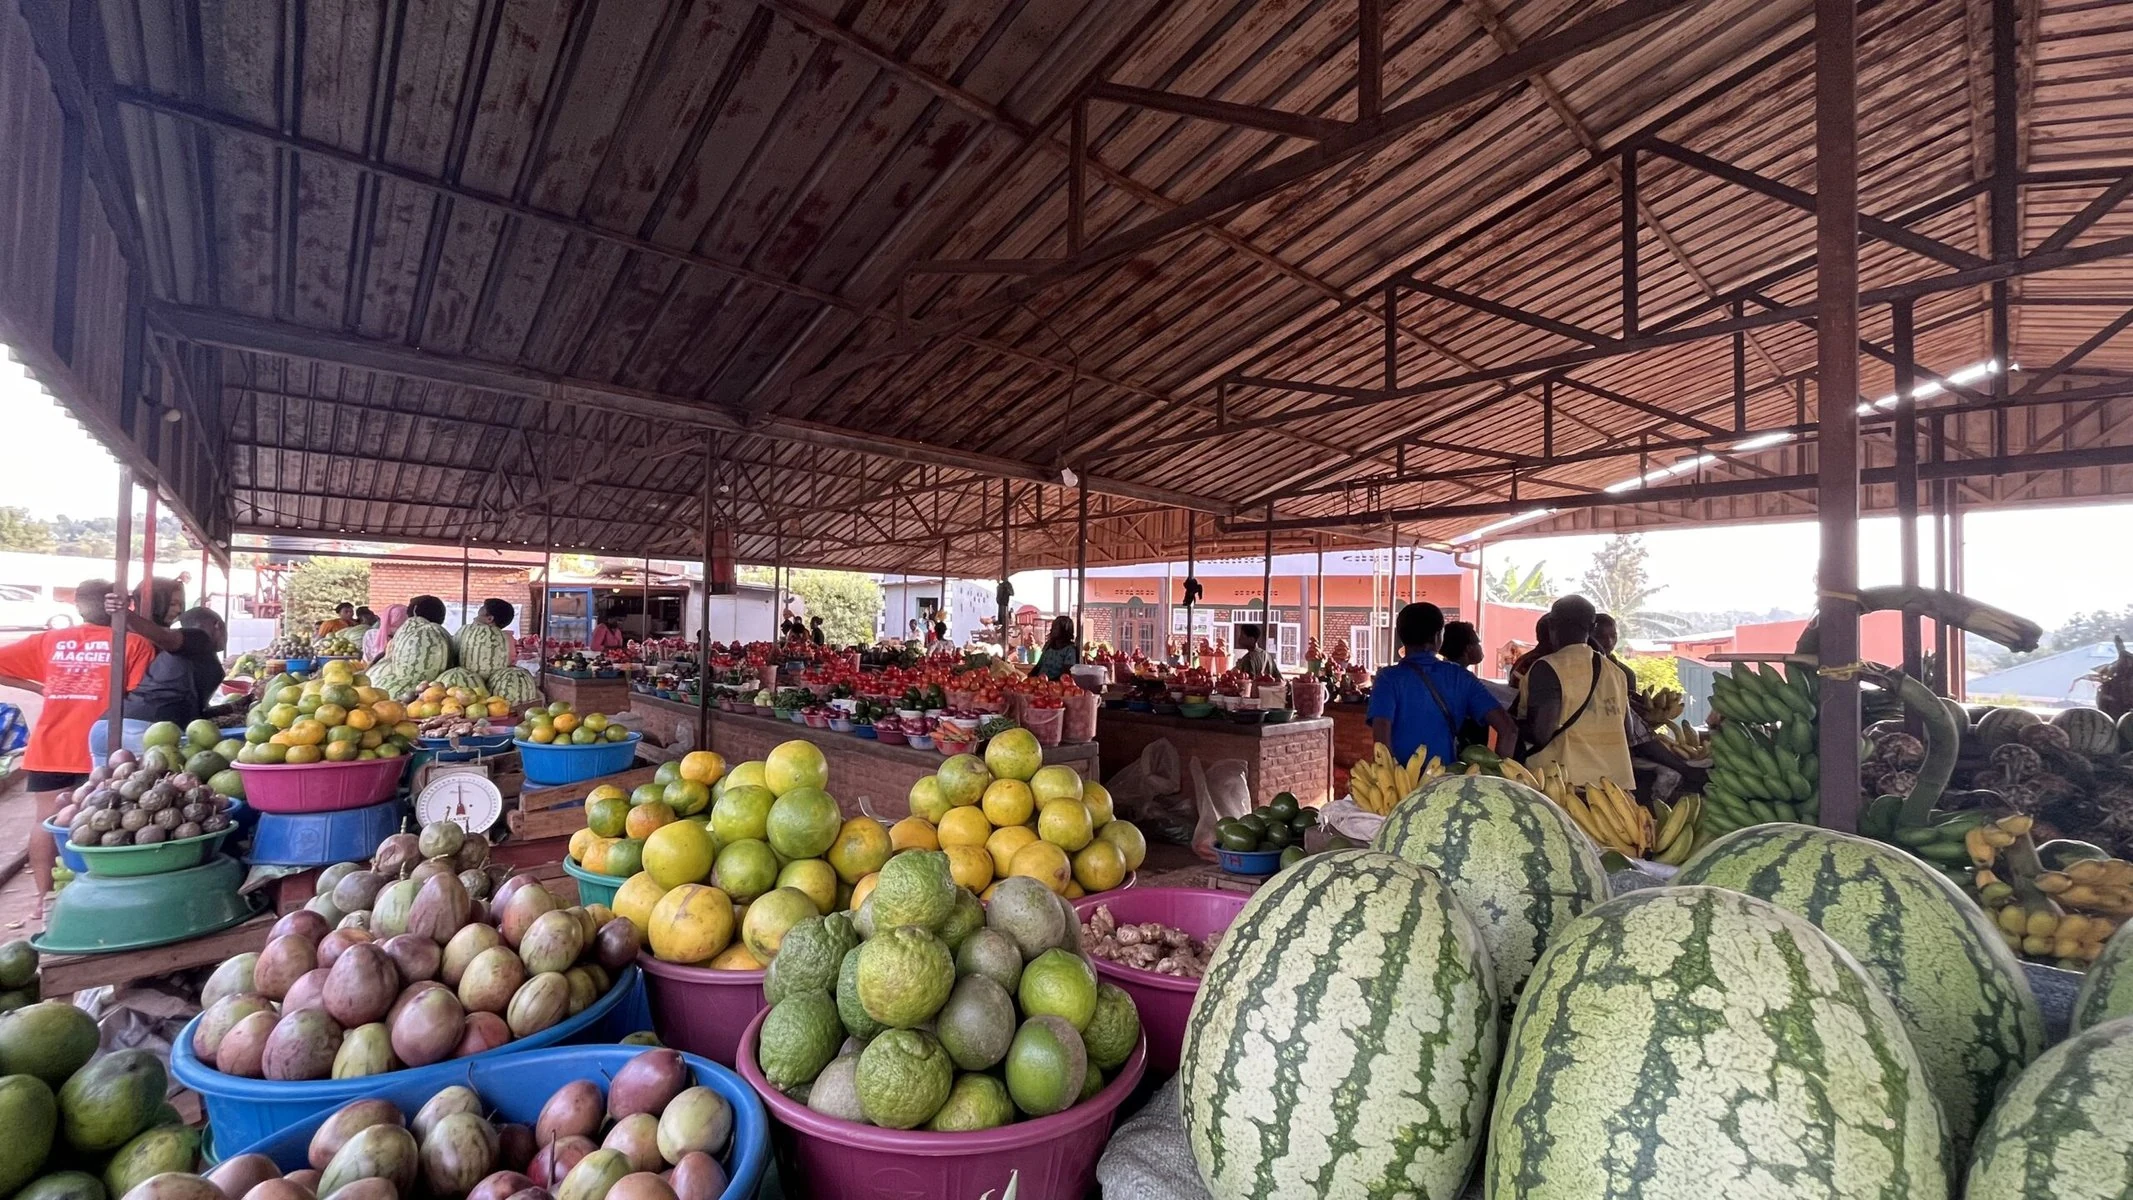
[234,755,408,814]
[737,1008,1146,1200]
[638,951,766,1067]
[1074,887,1249,1077]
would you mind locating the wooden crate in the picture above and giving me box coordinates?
[519,764,661,813]
[39,912,278,998]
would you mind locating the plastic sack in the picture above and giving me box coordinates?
[1095,1077,1214,1200]
[1320,794,1386,844]
[1190,756,1255,862]
[1107,737,1187,838]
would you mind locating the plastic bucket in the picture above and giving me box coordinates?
[248,798,407,866]
[563,858,623,908]
[176,965,652,1156]
[235,756,408,814]
[737,1009,1145,1200]
[513,733,641,786]
[1074,888,1248,1077]
[224,1044,767,1200]
[1216,847,1283,875]
[42,818,87,874]
[638,952,766,1067]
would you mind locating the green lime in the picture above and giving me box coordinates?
[654,760,682,786]
[926,1073,1014,1132]
[713,838,780,903]
[1018,949,1098,1030]
[631,783,664,806]
[711,784,776,845]
[855,1030,954,1130]
[1004,1014,1087,1117]
[766,787,842,860]
[588,795,630,838]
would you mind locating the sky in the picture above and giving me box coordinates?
[7,352,2129,633]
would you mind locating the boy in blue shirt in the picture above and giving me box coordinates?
[1367,603,1517,765]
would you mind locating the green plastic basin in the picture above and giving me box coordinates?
[67,826,235,877]
[33,855,263,954]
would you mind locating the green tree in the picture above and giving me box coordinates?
[787,569,883,646]
[1485,559,1555,605]
[284,557,372,635]
[2046,606,2133,653]
[1622,653,1682,695]
[0,507,56,552]
[1578,534,1689,638]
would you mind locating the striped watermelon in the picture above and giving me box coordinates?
[1965,1015,2133,1199]
[1372,773,1610,1024]
[455,621,513,675]
[1486,886,1949,1200]
[1179,849,1498,1200]
[485,665,541,709]
[1675,823,2043,1152]
[2072,919,2133,1031]
[1976,705,2043,748]
[2051,705,2120,755]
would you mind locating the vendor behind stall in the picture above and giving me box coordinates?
[364,602,408,664]
[1234,624,1281,678]
[1522,595,1635,788]
[1594,611,1705,795]
[1034,616,1080,680]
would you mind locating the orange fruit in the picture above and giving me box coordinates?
[679,751,728,787]
[937,806,992,849]
[626,801,679,840]
[1009,840,1073,894]
[288,719,327,746]
[889,816,940,853]
[553,713,580,734]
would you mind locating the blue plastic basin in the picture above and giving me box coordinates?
[514,733,641,786]
[247,798,407,867]
[1216,846,1284,875]
[176,965,652,1155]
[226,1045,766,1200]
[42,818,87,874]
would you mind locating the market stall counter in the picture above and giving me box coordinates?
[1099,709,1333,809]
[706,707,1099,820]
[539,670,630,714]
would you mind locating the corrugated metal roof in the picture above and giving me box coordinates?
[81,0,2133,570]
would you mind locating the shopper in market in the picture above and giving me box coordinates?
[591,610,627,653]
[1367,603,1517,766]
[1034,615,1080,680]
[0,579,156,901]
[475,597,516,630]
[363,602,408,663]
[809,616,826,646]
[89,581,221,758]
[1521,595,1636,788]
[1594,611,1707,797]
[408,594,449,624]
[1440,621,1485,670]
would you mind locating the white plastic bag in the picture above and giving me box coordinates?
[1190,757,1255,861]
[1108,738,1183,824]
[1321,794,1386,844]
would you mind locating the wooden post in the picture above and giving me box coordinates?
[140,490,157,617]
[107,470,133,744]
[1893,299,1922,690]
[1260,502,1274,668]
[1814,0,1863,832]
[699,444,715,749]
[642,555,652,640]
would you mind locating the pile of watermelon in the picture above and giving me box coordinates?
[1174,772,2133,1200]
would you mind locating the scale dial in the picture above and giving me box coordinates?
[415,771,504,836]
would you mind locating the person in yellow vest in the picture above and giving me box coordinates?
[1522,595,1635,789]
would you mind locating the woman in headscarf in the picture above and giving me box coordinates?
[364,603,408,664]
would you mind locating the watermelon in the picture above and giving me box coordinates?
[1965,1015,2133,1199]
[1486,886,1948,1200]
[1676,822,2044,1152]
[1371,773,1610,1024]
[434,667,488,695]
[1180,849,1498,1200]
[2051,705,2120,755]
[380,617,452,678]
[1976,705,2042,748]
[455,622,512,676]
[2072,919,2133,1032]
[485,665,541,709]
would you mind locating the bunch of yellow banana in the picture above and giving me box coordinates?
[1636,686,1686,724]
[1348,743,1444,814]
[1646,793,1703,864]
[1652,719,1710,759]
[1562,777,1654,859]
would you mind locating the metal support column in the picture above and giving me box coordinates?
[998,480,1012,653]
[1386,523,1400,665]
[106,471,133,741]
[698,444,716,748]
[1892,300,1923,688]
[1814,0,1863,832]
[460,543,471,623]
[1075,481,1088,635]
[1260,502,1275,664]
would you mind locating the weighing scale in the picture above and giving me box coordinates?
[415,765,505,836]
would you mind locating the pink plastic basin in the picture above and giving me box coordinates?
[737,1008,1146,1200]
[638,952,766,1067]
[233,755,409,814]
[1073,887,1249,1077]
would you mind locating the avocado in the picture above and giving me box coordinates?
[103,1125,199,1199]
[0,1074,58,1194]
[12,1170,106,1200]
[0,940,37,990]
[57,1050,164,1153]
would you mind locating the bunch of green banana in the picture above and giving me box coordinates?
[1705,720,1818,815]
[1709,661,1817,725]
[1647,793,1702,864]
[1887,808,1994,887]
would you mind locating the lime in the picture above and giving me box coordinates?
[855,1029,954,1130]
[926,1073,1014,1132]
[766,787,841,860]
[654,760,682,787]
[142,721,185,749]
[1019,949,1098,1030]
[604,837,646,878]
[757,992,843,1090]
[712,838,780,903]
[1004,1015,1087,1117]
[664,779,711,817]
[1082,982,1141,1070]
[631,783,664,807]
[856,925,955,1028]
[871,851,958,931]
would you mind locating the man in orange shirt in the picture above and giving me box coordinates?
[0,580,156,897]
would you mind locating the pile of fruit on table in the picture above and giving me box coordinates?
[236,663,419,766]
[187,820,641,1083]
[60,744,242,849]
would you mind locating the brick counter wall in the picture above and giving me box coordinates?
[1097,710,1333,809]
[1328,701,1374,794]
[702,708,1100,821]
